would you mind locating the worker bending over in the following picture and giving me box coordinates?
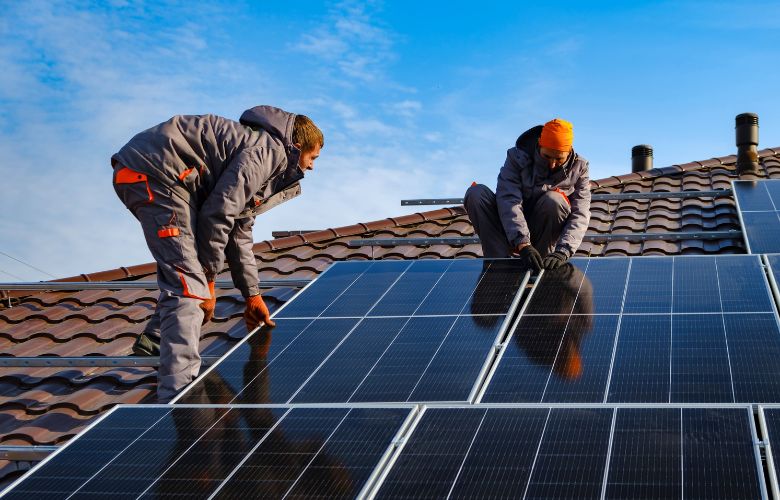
[112,105,323,402]
[464,118,590,271]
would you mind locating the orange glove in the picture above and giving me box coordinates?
[199,281,216,325]
[245,294,275,331]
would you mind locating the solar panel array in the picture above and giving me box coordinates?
[6,254,780,498]
[481,255,780,404]
[178,259,529,405]
[734,179,780,253]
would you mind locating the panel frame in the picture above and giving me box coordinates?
[757,406,780,500]
[473,268,547,403]
[733,179,757,254]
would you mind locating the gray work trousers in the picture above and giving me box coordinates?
[464,184,570,258]
[113,165,211,403]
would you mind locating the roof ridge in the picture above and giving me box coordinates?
[590,147,778,189]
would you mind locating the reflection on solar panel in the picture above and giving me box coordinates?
[759,406,780,497]
[178,259,529,404]
[734,179,780,253]
[481,255,780,403]
[373,406,764,499]
[2,405,411,499]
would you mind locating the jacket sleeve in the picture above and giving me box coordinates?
[556,161,591,256]
[196,146,283,279]
[495,148,531,248]
[225,217,260,297]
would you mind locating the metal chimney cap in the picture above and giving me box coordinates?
[631,145,653,157]
[735,112,759,126]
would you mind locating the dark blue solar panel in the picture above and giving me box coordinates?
[672,257,720,313]
[322,260,410,317]
[179,318,360,404]
[5,407,410,499]
[622,258,673,313]
[608,314,671,403]
[605,408,681,499]
[717,255,774,312]
[524,261,587,314]
[671,314,733,402]
[542,314,619,402]
[376,408,487,499]
[583,258,629,314]
[683,408,762,499]
[523,408,613,498]
[761,407,780,493]
[416,259,488,315]
[742,211,780,254]
[275,261,368,318]
[368,260,451,316]
[734,180,776,211]
[725,313,780,402]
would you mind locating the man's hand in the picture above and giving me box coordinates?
[245,294,276,331]
[199,281,216,325]
[517,244,543,272]
[543,251,569,270]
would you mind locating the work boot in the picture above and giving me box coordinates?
[132,332,161,356]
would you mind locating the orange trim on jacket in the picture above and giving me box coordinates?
[552,187,570,206]
[178,273,211,301]
[114,166,154,202]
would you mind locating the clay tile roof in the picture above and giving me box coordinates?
[2,146,780,487]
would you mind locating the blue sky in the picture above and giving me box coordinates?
[1,1,779,280]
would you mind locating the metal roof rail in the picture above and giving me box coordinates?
[400,189,732,206]
[349,230,743,247]
[0,356,221,368]
[0,278,311,292]
[0,445,59,461]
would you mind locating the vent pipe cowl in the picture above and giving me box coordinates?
[631,145,653,173]
[736,112,759,174]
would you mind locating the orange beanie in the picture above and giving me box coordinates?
[539,118,574,151]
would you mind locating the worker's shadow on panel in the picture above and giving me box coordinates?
[508,263,594,381]
[165,329,356,497]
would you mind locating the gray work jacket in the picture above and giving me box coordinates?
[112,106,303,296]
[496,126,591,257]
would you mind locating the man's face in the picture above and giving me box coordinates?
[296,143,321,174]
[539,146,570,170]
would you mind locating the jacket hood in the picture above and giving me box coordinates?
[240,105,296,147]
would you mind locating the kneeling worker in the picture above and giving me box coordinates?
[464,118,590,271]
[112,105,323,402]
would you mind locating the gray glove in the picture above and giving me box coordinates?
[518,245,543,272]
[543,250,569,270]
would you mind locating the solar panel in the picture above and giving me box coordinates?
[480,255,780,403]
[3,405,412,499]
[372,406,764,499]
[734,179,780,253]
[179,259,529,404]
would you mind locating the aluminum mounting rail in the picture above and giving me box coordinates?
[0,356,221,368]
[0,279,311,292]
[349,230,743,247]
[400,189,732,206]
[0,445,59,461]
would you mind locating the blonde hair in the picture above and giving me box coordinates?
[292,115,324,152]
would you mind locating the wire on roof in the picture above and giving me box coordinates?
[0,250,57,279]
[0,267,25,281]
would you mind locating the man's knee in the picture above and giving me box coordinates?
[464,184,496,212]
[535,191,571,221]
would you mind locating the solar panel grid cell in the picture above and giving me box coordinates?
[734,180,780,253]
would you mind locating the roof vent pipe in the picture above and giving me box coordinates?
[631,145,653,173]
[736,112,759,174]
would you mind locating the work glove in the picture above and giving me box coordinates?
[245,294,276,331]
[517,245,543,272]
[543,250,569,270]
[199,281,216,325]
